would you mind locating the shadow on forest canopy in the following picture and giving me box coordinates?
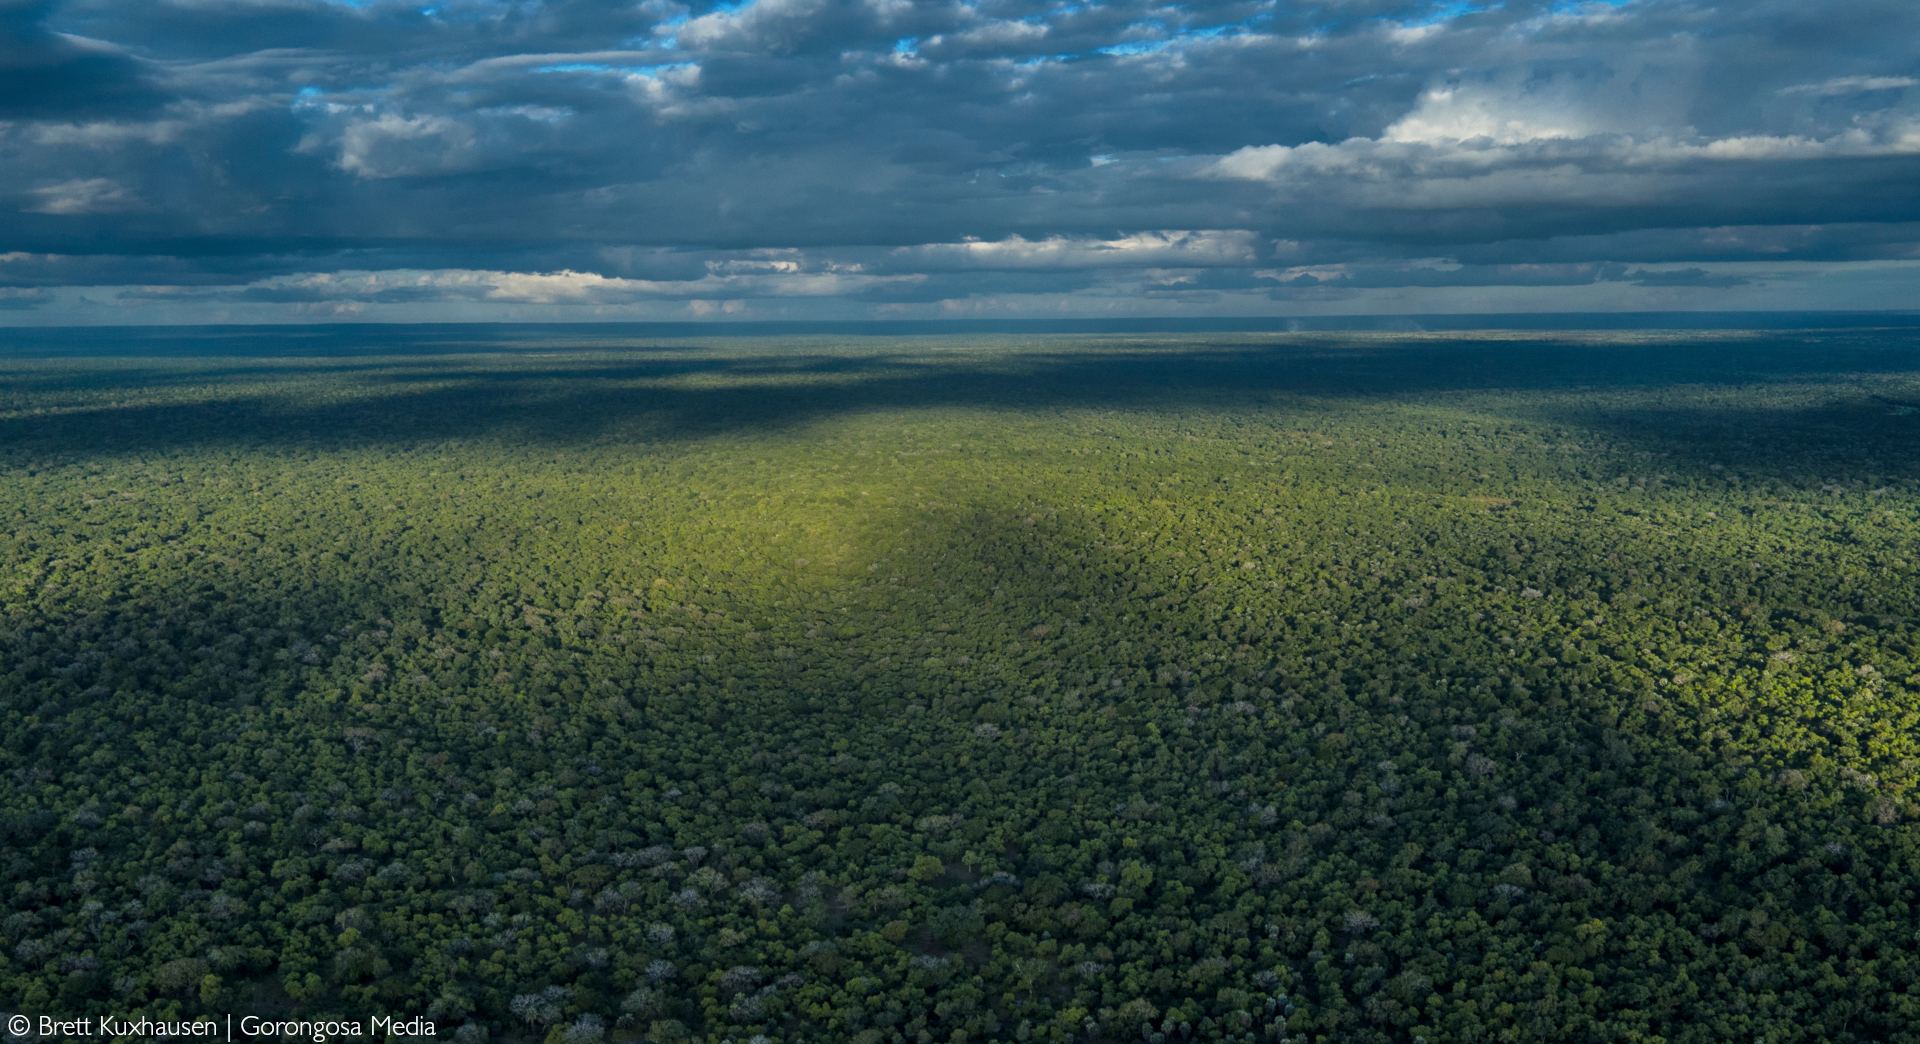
[1,328,1916,485]
[6,483,1918,1037]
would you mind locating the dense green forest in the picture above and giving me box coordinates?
[3,327,1920,1042]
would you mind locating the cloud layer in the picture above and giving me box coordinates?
[3,0,1919,322]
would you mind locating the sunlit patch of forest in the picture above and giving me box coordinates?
[3,327,1919,1042]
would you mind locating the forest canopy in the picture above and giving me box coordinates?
[3,328,1919,1042]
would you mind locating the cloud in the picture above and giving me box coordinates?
[0,1,163,119]
[3,0,1920,321]
[1780,75,1920,97]
[890,232,1264,271]
[1206,117,1920,221]
[117,265,927,307]
[24,177,141,214]
[330,113,480,178]
[0,286,51,309]
[1620,266,1752,287]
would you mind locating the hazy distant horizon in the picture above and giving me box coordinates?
[7,310,1920,337]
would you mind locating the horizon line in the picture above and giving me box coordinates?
[6,309,1920,337]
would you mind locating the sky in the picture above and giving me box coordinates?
[2,0,1918,324]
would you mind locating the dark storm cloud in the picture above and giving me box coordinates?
[2,0,1917,321]
[0,0,161,117]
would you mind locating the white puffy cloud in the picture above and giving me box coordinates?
[891,231,1264,271]
[328,113,480,178]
